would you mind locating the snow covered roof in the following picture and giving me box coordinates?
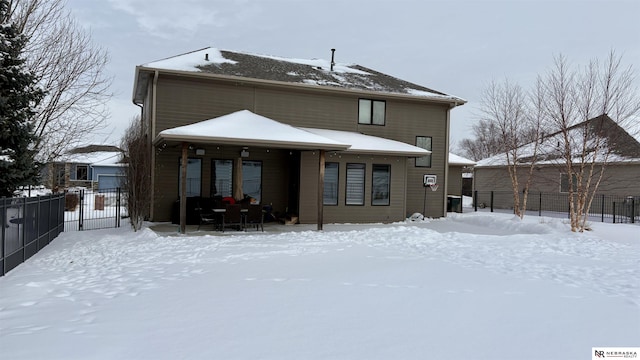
[300,128,430,157]
[476,114,640,167]
[155,110,350,151]
[58,151,124,166]
[448,153,476,166]
[135,47,465,105]
[155,110,429,157]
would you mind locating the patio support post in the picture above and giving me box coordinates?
[317,149,325,231]
[180,142,188,234]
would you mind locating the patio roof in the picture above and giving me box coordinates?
[300,128,430,157]
[155,110,430,156]
[154,110,350,151]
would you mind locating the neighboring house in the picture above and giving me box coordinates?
[474,115,640,197]
[132,47,465,225]
[448,153,476,197]
[43,145,126,191]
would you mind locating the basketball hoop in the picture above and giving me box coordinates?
[429,184,439,192]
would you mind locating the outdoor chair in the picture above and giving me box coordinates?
[222,204,243,231]
[197,201,220,231]
[245,204,264,231]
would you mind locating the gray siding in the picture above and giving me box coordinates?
[299,152,407,224]
[150,73,453,221]
[475,164,640,196]
[448,165,464,197]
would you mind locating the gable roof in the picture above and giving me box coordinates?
[476,114,640,167]
[134,47,466,105]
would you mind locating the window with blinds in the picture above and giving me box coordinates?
[346,163,365,205]
[324,162,339,205]
[211,159,233,197]
[371,164,390,206]
[178,158,202,197]
[242,160,262,203]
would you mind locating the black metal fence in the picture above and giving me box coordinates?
[64,188,126,231]
[473,190,639,224]
[1,193,65,276]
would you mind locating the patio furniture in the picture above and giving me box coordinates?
[244,204,264,231]
[221,204,243,231]
[198,210,219,230]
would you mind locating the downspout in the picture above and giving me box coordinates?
[443,103,454,217]
[150,70,159,221]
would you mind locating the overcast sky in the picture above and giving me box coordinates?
[66,0,640,152]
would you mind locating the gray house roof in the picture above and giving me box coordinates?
[133,47,466,105]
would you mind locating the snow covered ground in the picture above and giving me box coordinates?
[0,212,638,359]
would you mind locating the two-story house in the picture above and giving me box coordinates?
[132,48,465,226]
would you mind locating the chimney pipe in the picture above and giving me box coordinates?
[330,48,335,71]
[205,53,209,61]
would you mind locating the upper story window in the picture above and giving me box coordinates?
[358,99,386,125]
[415,136,432,167]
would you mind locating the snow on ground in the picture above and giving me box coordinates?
[0,212,638,359]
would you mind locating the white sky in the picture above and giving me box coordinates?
[65,0,640,151]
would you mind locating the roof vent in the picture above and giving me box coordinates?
[205,53,209,61]
[330,48,336,71]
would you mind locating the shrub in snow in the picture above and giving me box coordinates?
[408,213,425,222]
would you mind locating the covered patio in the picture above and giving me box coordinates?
[152,110,430,233]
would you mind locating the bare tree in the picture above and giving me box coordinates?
[539,52,640,232]
[477,79,542,218]
[457,119,503,161]
[5,0,112,162]
[121,116,150,231]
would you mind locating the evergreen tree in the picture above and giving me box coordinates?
[0,0,44,197]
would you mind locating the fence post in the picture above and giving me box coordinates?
[538,192,542,217]
[21,197,26,262]
[36,195,41,249]
[116,188,121,228]
[632,198,636,224]
[1,197,5,276]
[474,190,478,212]
[613,202,616,224]
[78,190,84,231]
[490,191,494,212]
[601,194,605,223]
